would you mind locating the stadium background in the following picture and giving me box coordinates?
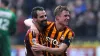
[6,0,100,56]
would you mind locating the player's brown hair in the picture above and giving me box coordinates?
[31,6,44,18]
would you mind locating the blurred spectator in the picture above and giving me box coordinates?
[74,0,86,15]
[22,0,37,16]
[93,0,100,11]
[97,11,100,39]
[55,0,65,5]
[10,5,17,14]
[16,15,27,45]
[21,0,55,17]
[75,13,86,36]
[46,9,54,21]
[84,11,97,36]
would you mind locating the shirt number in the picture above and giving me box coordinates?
[0,18,9,30]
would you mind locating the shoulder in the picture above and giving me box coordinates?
[10,11,16,17]
[66,26,75,37]
[47,21,53,25]
[0,8,16,19]
[7,9,16,18]
[25,29,32,36]
[47,21,54,26]
[65,26,73,32]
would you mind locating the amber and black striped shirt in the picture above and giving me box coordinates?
[24,21,74,56]
[38,21,75,56]
[24,29,39,56]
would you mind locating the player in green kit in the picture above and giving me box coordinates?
[0,0,16,56]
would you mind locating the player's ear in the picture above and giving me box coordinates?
[55,15,59,20]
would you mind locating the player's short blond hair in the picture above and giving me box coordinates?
[54,5,69,16]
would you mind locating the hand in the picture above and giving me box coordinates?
[31,44,46,51]
[30,25,39,34]
[24,18,39,34]
[31,45,44,56]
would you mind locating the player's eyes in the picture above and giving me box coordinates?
[44,15,47,17]
[40,16,44,18]
[64,15,70,17]
[39,15,47,18]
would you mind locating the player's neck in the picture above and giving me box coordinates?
[32,21,42,32]
[55,22,65,31]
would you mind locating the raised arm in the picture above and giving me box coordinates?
[24,18,39,34]
[24,18,33,27]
